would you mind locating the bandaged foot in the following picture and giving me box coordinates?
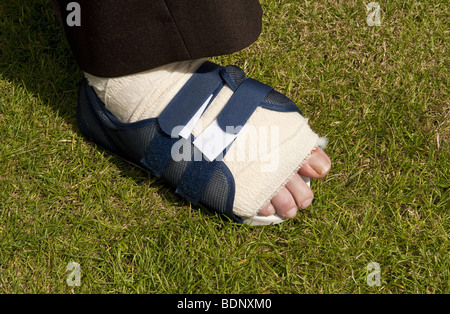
[82,60,331,224]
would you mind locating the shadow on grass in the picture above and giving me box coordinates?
[0,0,217,221]
[1,0,80,127]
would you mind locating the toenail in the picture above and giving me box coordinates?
[301,198,313,209]
[309,153,331,175]
[284,207,298,219]
[266,204,276,215]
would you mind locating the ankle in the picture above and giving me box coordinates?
[84,59,206,123]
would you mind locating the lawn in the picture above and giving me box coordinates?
[0,0,448,294]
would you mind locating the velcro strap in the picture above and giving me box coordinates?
[193,78,273,161]
[216,78,273,132]
[175,152,220,205]
[140,130,179,177]
[158,62,224,137]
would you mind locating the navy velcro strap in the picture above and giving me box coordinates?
[158,61,224,136]
[175,152,220,205]
[216,78,273,133]
[140,130,178,177]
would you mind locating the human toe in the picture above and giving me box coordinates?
[285,173,314,209]
[298,147,331,179]
[270,187,298,219]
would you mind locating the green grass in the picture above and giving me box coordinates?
[0,0,448,294]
